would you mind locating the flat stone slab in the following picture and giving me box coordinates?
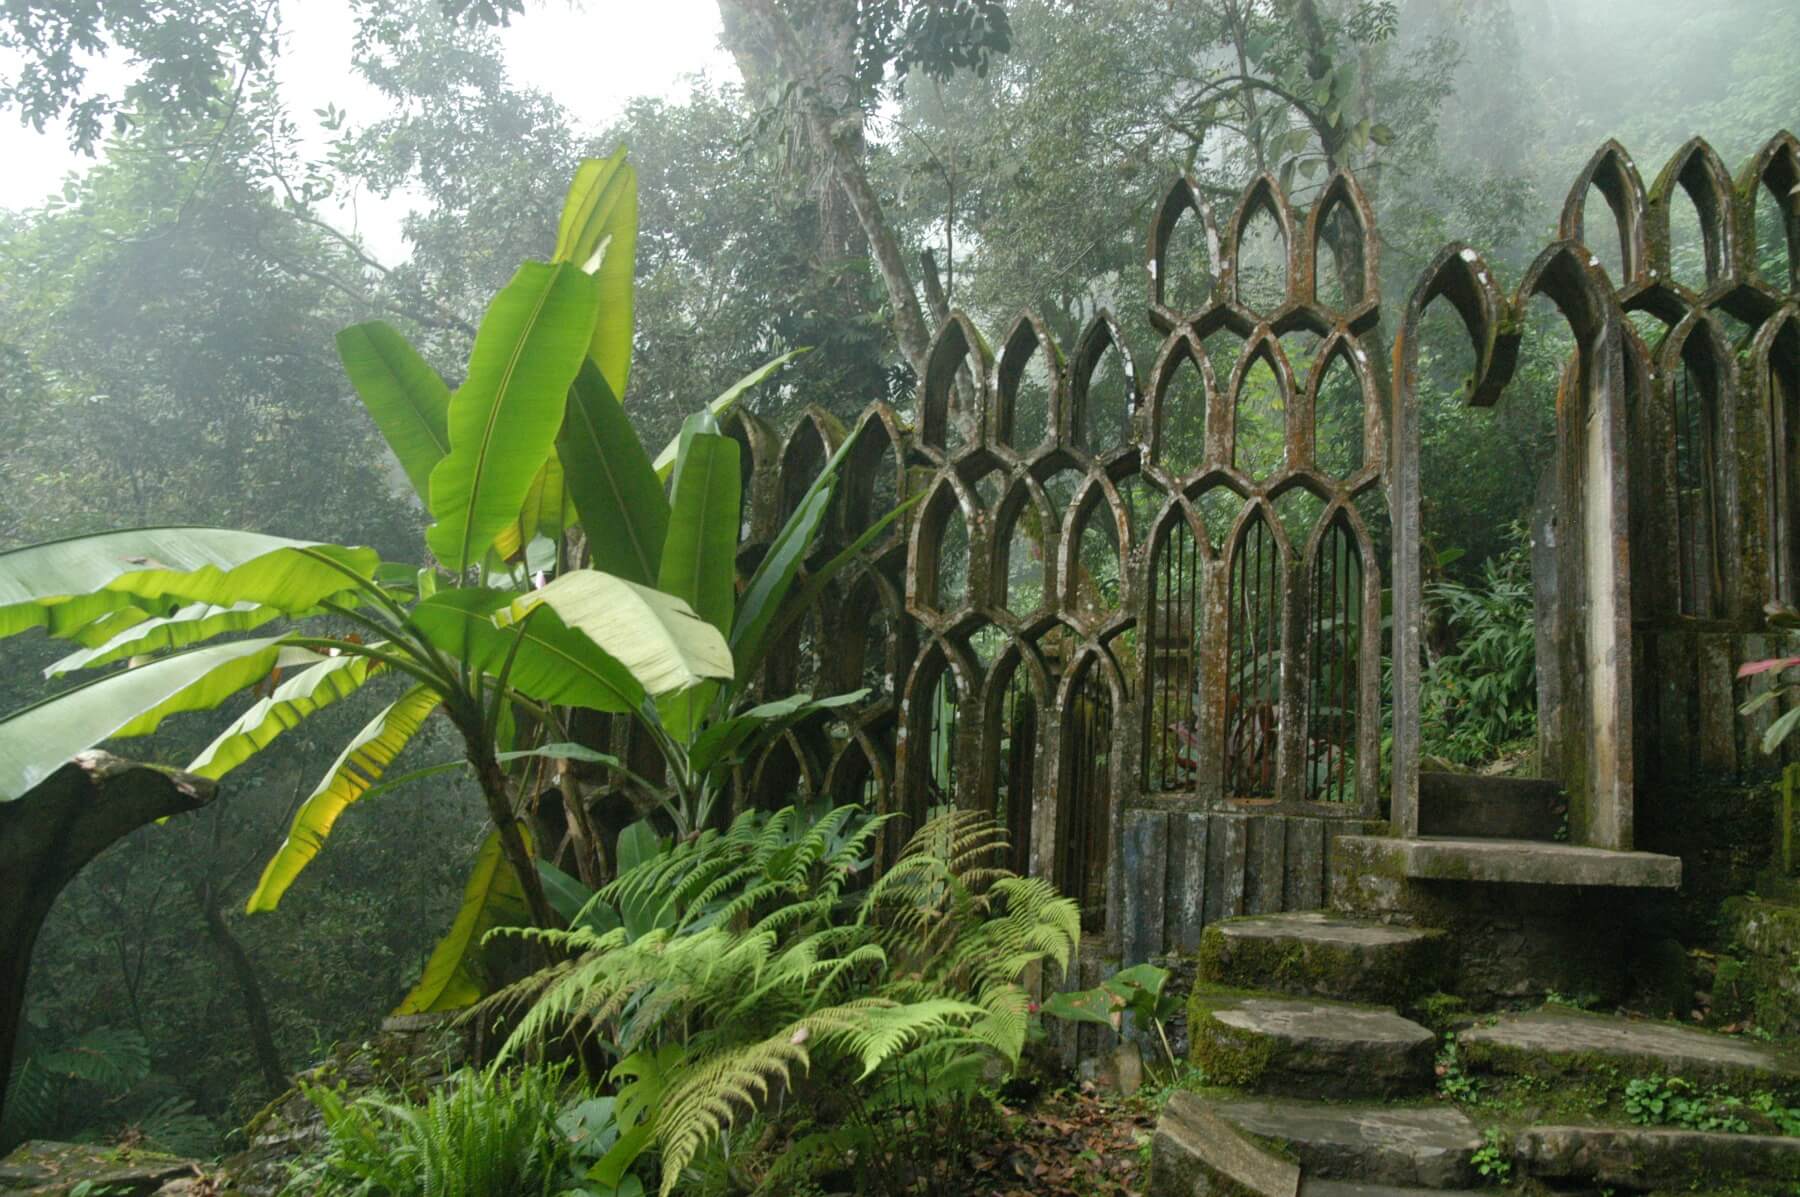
[1460,1009,1800,1092]
[0,1140,198,1195]
[1200,912,1450,1005]
[1148,1090,1299,1197]
[1212,1097,1482,1189]
[1192,995,1436,1098]
[1350,835,1681,889]
[1516,1123,1800,1187]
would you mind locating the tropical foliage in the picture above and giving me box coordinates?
[487,805,1081,1197]
[0,151,904,1025]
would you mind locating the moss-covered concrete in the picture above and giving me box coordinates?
[1196,912,1450,1007]
[1714,897,1800,1037]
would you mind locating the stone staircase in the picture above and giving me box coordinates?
[1150,908,1800,1196]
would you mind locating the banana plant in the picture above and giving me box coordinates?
[0,149,910,1011]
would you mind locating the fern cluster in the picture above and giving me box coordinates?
[285,1063,573,1197]
[490,804,1081,1196]
[1,1025,216,1157]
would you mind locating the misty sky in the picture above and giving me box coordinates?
[0,1,734,256]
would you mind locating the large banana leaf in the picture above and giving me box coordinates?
[0,638,316,801]
[395,822,535,1014]
[426,261,601,575]
[407,588,650,713]
[186,654,381,780]
[655,432,740,741]
[337,321,452,504]
[649,349,808,480]
[553,149,636,398]
[0,528,380,640]
[519,570,732,697]
[246,682,443,911]
[659,433,740,637]
[558,359,668,585]
[44,601,282,677]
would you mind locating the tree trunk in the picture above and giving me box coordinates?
[0,754,216,1129]
[195,879,286,1094]
[720,0,937,384]
[468,740,559,931]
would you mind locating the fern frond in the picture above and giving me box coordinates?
[654,1034,810,1196]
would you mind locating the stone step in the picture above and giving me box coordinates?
[1210,1096,1482,1189]
[1198,911,1450,1005]
[1458,1008,1800,1095]
[1302,1182,1483,1197]
[1515,1123,1800,1189]
[1418,772,1564,840]
[1189,992,1436,1098]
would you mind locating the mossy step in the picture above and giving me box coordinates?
[1189,992,1436,1098]
[1303,1182,1484,1197]
[1459,1008,1800,1096]
[0,1140,198,1195]
[1210,1095,1482,1189]
[1515,1123,1800,1189]
[1198,911,1450,1005]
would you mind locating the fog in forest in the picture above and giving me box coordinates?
[0,0,1794,1180]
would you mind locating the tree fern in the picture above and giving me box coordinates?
[492,802,1080,1196]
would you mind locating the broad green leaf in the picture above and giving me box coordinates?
[553,149,637,397]
[186,653,380,780]
[427,261,602,574]
[519,570,732,697]
[0,638,312,801]
[337,321,451,503]
[1765,705,1800,754]
[656,433,741,741]
[408,588,648,713]
[729,423,873,675]
[660,433,739,636]
[495,453,566,562]
[651,350,808,480]
[497,741,623,769]
[247,683,443,911]
[738,492,922,684]
[1040,988,1120,1028]
[617,819,665,875]
[44,601,281,676]
[0,528,379,640]
[537,859,619,935]
[730,487,831,682]
[396,823,535,1014]
[686,690,869,780]
[558,359,668,585]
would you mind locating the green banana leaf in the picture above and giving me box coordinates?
[660,432,739,637]
[395,821,536,1014]
[519,570,732,697]
[0,637,316,801]
[246,682,443,911]
[649,349,808,480]
[186,653,381,780]
[736,491,922,685]
[336,321,452,504]
[0,527,380,641]
[729,487,832,683]
[427,261,601,574]
[685,690,869,780]
[655,431,740,740]
[43,601,282,676]
[558,358,668,586]
[408,588,650,713]
[553,149,636,398]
